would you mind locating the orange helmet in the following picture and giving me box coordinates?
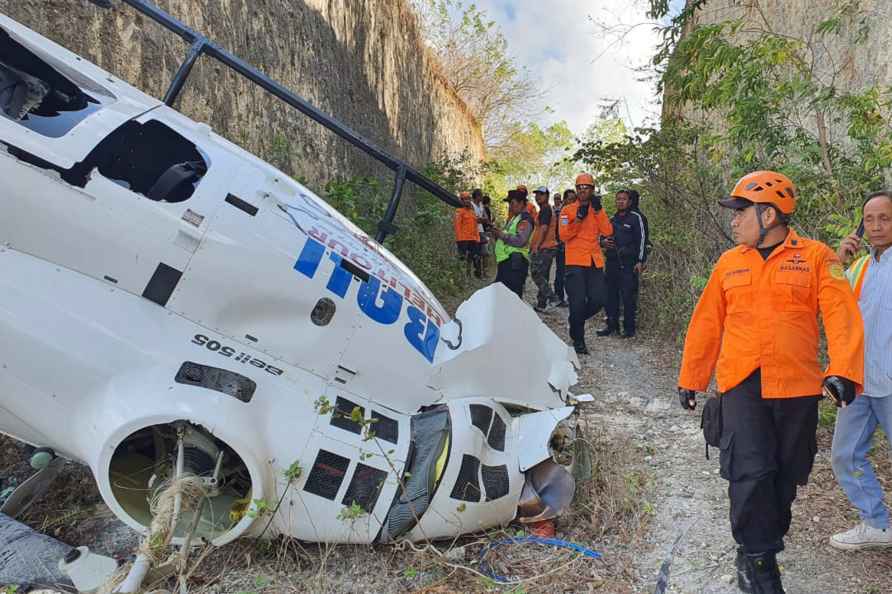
[575,173,595,187]
[720,171,797,215]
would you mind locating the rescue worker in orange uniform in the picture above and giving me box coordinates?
[517,184,539,220]
[453,191,481,277]
[677,171,864,594]
[558,173,613,355]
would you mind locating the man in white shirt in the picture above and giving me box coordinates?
[831,191,892,549]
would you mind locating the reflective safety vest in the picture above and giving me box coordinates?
[846,254,871,299]
[495,214,530,263]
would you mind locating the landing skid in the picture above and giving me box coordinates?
[0,455,65,519]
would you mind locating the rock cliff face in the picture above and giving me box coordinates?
[670,0,892,116]
[662,0,892,171]
[0,0,484,190]
[683,0,890,84]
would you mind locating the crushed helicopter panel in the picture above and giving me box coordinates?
[0,3,584,548]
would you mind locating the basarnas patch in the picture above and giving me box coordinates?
[828,261,846,280]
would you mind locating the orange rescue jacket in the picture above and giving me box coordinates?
[454,207,479,242]
[558,201,614,267]
[678,229,864,398]
[531,207,558,252]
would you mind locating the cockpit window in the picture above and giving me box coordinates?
[7,117,209,203]
[0,28,105,137]
[70,119,208,203]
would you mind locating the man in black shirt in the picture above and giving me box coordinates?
[599,190,647,338]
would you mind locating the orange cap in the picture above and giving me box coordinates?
[459,191,471,200]
[575,173,595,187]
[721,171,796,215]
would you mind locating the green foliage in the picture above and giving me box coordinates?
[819,399,839,428]
[313,396,334,416]
[337,501,366,522]
[402,566,419,579]
[236,574,272,594]
[322,152,480,298]
[282,460,303,483]
[247,498,271,519]
[577,0,891,338]
[486,120,577,195]
[411,0,545,150]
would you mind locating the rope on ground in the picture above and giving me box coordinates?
[478,536,602,584]
[98,474,208,594]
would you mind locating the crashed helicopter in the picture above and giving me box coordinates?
[0,0,586,549]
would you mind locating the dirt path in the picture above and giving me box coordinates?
[533,299,889,594]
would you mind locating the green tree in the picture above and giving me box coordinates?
[485,120,576,197]
[410,0,545,152]
[579,0,892,338]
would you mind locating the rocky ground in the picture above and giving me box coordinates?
[3,276,892,593]
[535,297,892,594]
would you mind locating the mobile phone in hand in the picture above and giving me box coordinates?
[856,219,865,239]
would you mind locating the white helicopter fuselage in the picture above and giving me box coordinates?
[0,13,580,546]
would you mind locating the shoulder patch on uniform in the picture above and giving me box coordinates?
[828,261,845,280]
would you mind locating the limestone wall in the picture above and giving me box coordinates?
[0,0,485,190]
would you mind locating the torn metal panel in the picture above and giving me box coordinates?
[0,15,160,168]
[406,399,523,541]
[430,283,579,410]
[514,407,576,472]
[0,6,585,547]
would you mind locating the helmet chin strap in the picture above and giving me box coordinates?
[755,204,773,247]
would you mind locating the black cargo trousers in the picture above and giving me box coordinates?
[495,253,529,299]
[565,264,606,345]
[720,370,820,554]
[605,253,639,334]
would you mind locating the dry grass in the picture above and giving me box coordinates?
[174,420,653,594]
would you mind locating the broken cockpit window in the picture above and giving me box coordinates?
[0,28,106,137]
[8,118,209,203]
[68,119,209,203]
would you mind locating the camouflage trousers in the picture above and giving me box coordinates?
[530,248,558,307]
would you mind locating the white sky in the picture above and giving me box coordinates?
[473,0,683,135]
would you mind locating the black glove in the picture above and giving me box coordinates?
[591,195,602,212]
[576,203,589,220]
[678,388,697,410]
[823,376,856,407]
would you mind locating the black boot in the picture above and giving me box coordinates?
[574,341,589,355]
[596,321,618,337]
[746,552,785,594]
[736,547,752,593]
